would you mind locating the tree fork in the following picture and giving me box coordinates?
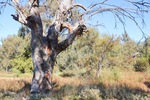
[11,0,86,93]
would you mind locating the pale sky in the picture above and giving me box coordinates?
[0,0,150,45]
[0,5,21,43]
[76,0,150,41]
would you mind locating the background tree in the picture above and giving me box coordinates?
[0,36,23,72]
[0,0,150,94]
[0,33,32,73]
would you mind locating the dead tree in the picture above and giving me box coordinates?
[0,0,150,93]
[10,0,87,93]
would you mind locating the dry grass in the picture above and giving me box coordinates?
[0,77,31,94]
[120,71,150,92]
[98,68,150,93]
[0,71,150,99]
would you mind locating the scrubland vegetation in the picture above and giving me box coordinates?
[0,27,150,99]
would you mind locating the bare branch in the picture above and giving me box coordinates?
[125,0,150,8]
[11,0,27,25]
[57,25,86,54]
[0,0,14,14]
[49,0,87,40]
[81,0,150,42]
[89,0,108,9]
[69,3,87,11]
[11,14,27,25]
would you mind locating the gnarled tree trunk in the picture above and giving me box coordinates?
[11,0,86,93]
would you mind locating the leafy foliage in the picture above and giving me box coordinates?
[0,34,32,73]
[57,28,141,77]
[18,25,30,38]
[134,58,149,72]
[0,27,150,75]
[0,36,23,71]
[57,28,100,76]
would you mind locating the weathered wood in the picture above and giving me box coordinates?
[11,0,86,93]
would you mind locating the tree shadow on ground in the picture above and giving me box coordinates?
[0,80,31,99]
[51,82,150,100]
[144,81,150,88]
[1,79,150,100]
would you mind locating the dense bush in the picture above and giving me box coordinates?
[0,35,32,73]
[134,58,149,72]
[0,27,149,75]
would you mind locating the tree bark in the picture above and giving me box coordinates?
[11,0,86,93]
[30,24,86,93]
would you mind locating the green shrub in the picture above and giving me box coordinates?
[79,88,101,100]
[12,68,21,74]
[134,58,149,72]
[98,67,122,83]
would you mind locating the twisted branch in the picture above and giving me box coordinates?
[11,0,27,25]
